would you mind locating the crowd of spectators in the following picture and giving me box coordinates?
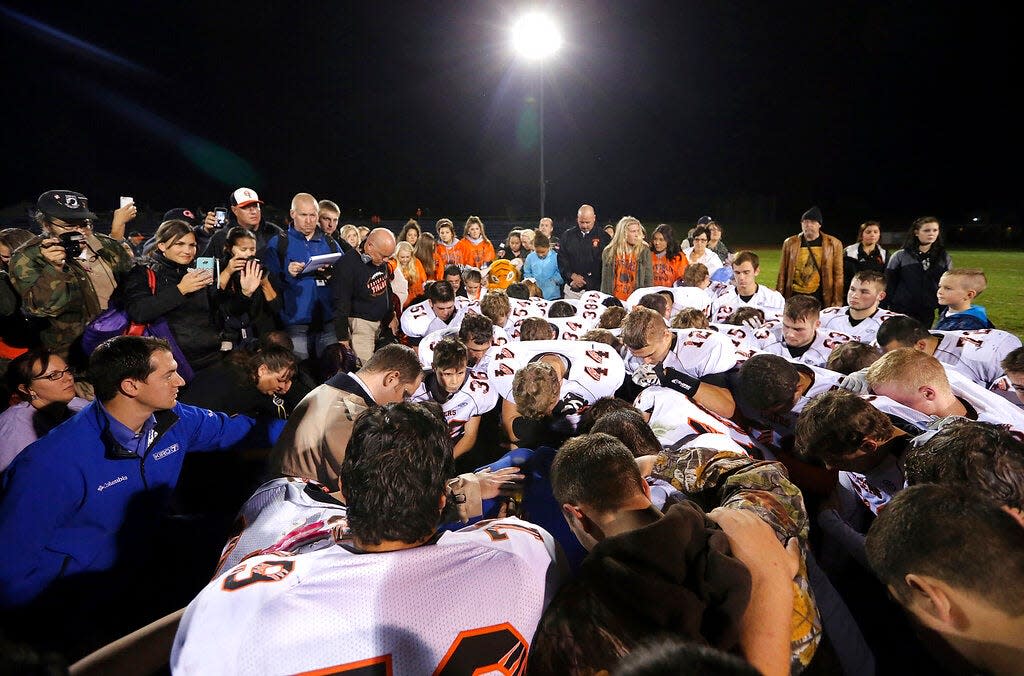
[1,189,1023,675]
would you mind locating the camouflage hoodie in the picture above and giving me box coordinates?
[9,233,132,357]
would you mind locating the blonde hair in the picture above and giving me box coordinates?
[867,348,950,393]
[394,241,418,283]
[512,362,561,418]
[941,268,987,296]
[606,216,647,258]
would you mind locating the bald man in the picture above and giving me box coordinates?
[332,227,398,365]
[558,204,611,299]
[263,192,342,361]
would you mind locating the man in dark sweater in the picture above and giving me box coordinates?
[200,187,284,259]
[557,204,611,299]
[331,227,397,366]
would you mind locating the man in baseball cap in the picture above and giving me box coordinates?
[36,190,98,223]
[201,187,282,258]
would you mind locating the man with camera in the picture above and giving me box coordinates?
[9,190,133,363]
[262,192,340,362]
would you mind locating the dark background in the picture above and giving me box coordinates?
[2,1,1019,243]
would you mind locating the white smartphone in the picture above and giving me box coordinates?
[120,196,134,208]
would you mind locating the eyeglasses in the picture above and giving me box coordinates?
[33,367,75,381]
[692,237,708,242]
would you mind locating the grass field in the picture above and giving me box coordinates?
[740,248,1024,339]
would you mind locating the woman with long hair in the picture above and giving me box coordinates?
[217,226,281,347]
[884,216,951,326]
[390,241,426,308]
[398,219,421,248]
[454,215,496,269]
[433,218,461,278]
[415,232,437,281]
[0,348,88,470]
[125,219,222,373]
[843,220,888,292]
[649,223,688,287]
[338,224,361,253]
[683,225,724,275]
[600,216,653,301]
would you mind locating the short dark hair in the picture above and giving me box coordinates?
[360,344,422,384]
[534,232,550,248]
[1000,346,1024,375]
[737,353,800,414]
[783,294,821,321]
[876,315,930,348]
[794,390,893,465]
[852,269,886,290]
[519,317,555,341]
[89,336,171,402]
[825,341,881,374]
[341,402,454,546]
[505,282,530,300]
[723,306,764,327]
[591,408,662,458]
[431,337,468,371]
[548,301,576,318]
[426,280,455,304]
[637,293,669,316]
[458,313,494,345]
[551,433,647,510]
[616,637,760,676]
[865,483,1024,614]
[731,251,760,269]
[443,264,462,279]
[904,419,1024,510]
[577,396,638,434]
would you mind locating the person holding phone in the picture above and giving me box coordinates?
[125,219,223,374]
[216,227,282,347]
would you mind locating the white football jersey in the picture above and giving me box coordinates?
[411,369,500,441]
[490,340,626,408]
[709,323,765,351]
[740,364,845,446]
[930,329,1022,388]
[711,285,786,324]
[400,299,457,339]
[214,477,349,578]
[988,375,1024,409]
[635,386,769,457]
[943,366,1024,431]
[624,328,739,379]
[760,327,854,368]
[173,518,561,676]
[819,306,902,344]
[417,323,511,370]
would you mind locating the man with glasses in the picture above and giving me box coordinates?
[9,190,132,363]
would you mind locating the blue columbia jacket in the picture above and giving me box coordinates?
[0,401,255,607]
[523,251,564,300]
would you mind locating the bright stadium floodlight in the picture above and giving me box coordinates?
[510,12,563,60]
[510,12,562,218]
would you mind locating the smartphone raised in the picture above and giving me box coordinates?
[194,256,218,281]
[120,196,134,208]
[214,207,228,227]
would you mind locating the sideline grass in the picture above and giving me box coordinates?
[739,248,1024,339]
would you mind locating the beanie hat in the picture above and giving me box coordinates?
[801,206,823,224]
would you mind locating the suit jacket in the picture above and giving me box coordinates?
[776,233,844,307]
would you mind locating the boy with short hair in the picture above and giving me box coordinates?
[523,232,564,300]
[934,268,994,330]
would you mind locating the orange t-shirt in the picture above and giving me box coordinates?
[455,238,496,270]
[612,252,639,301]
[652,251,688,287]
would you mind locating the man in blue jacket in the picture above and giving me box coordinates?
[0,335,256,656]
[263,192,341,362]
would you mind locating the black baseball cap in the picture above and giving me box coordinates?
[37,190,98,221]
[162,208,201,228]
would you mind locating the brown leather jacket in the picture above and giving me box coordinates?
[776,232,844,307]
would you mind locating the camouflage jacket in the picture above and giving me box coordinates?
[9,233,132,356]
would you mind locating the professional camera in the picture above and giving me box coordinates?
[58,231,86,258]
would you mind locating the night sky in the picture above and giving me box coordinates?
[2,1,1018,235]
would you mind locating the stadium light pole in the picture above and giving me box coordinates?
[511,12,562,219]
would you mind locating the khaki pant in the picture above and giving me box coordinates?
[349,317,380,367]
